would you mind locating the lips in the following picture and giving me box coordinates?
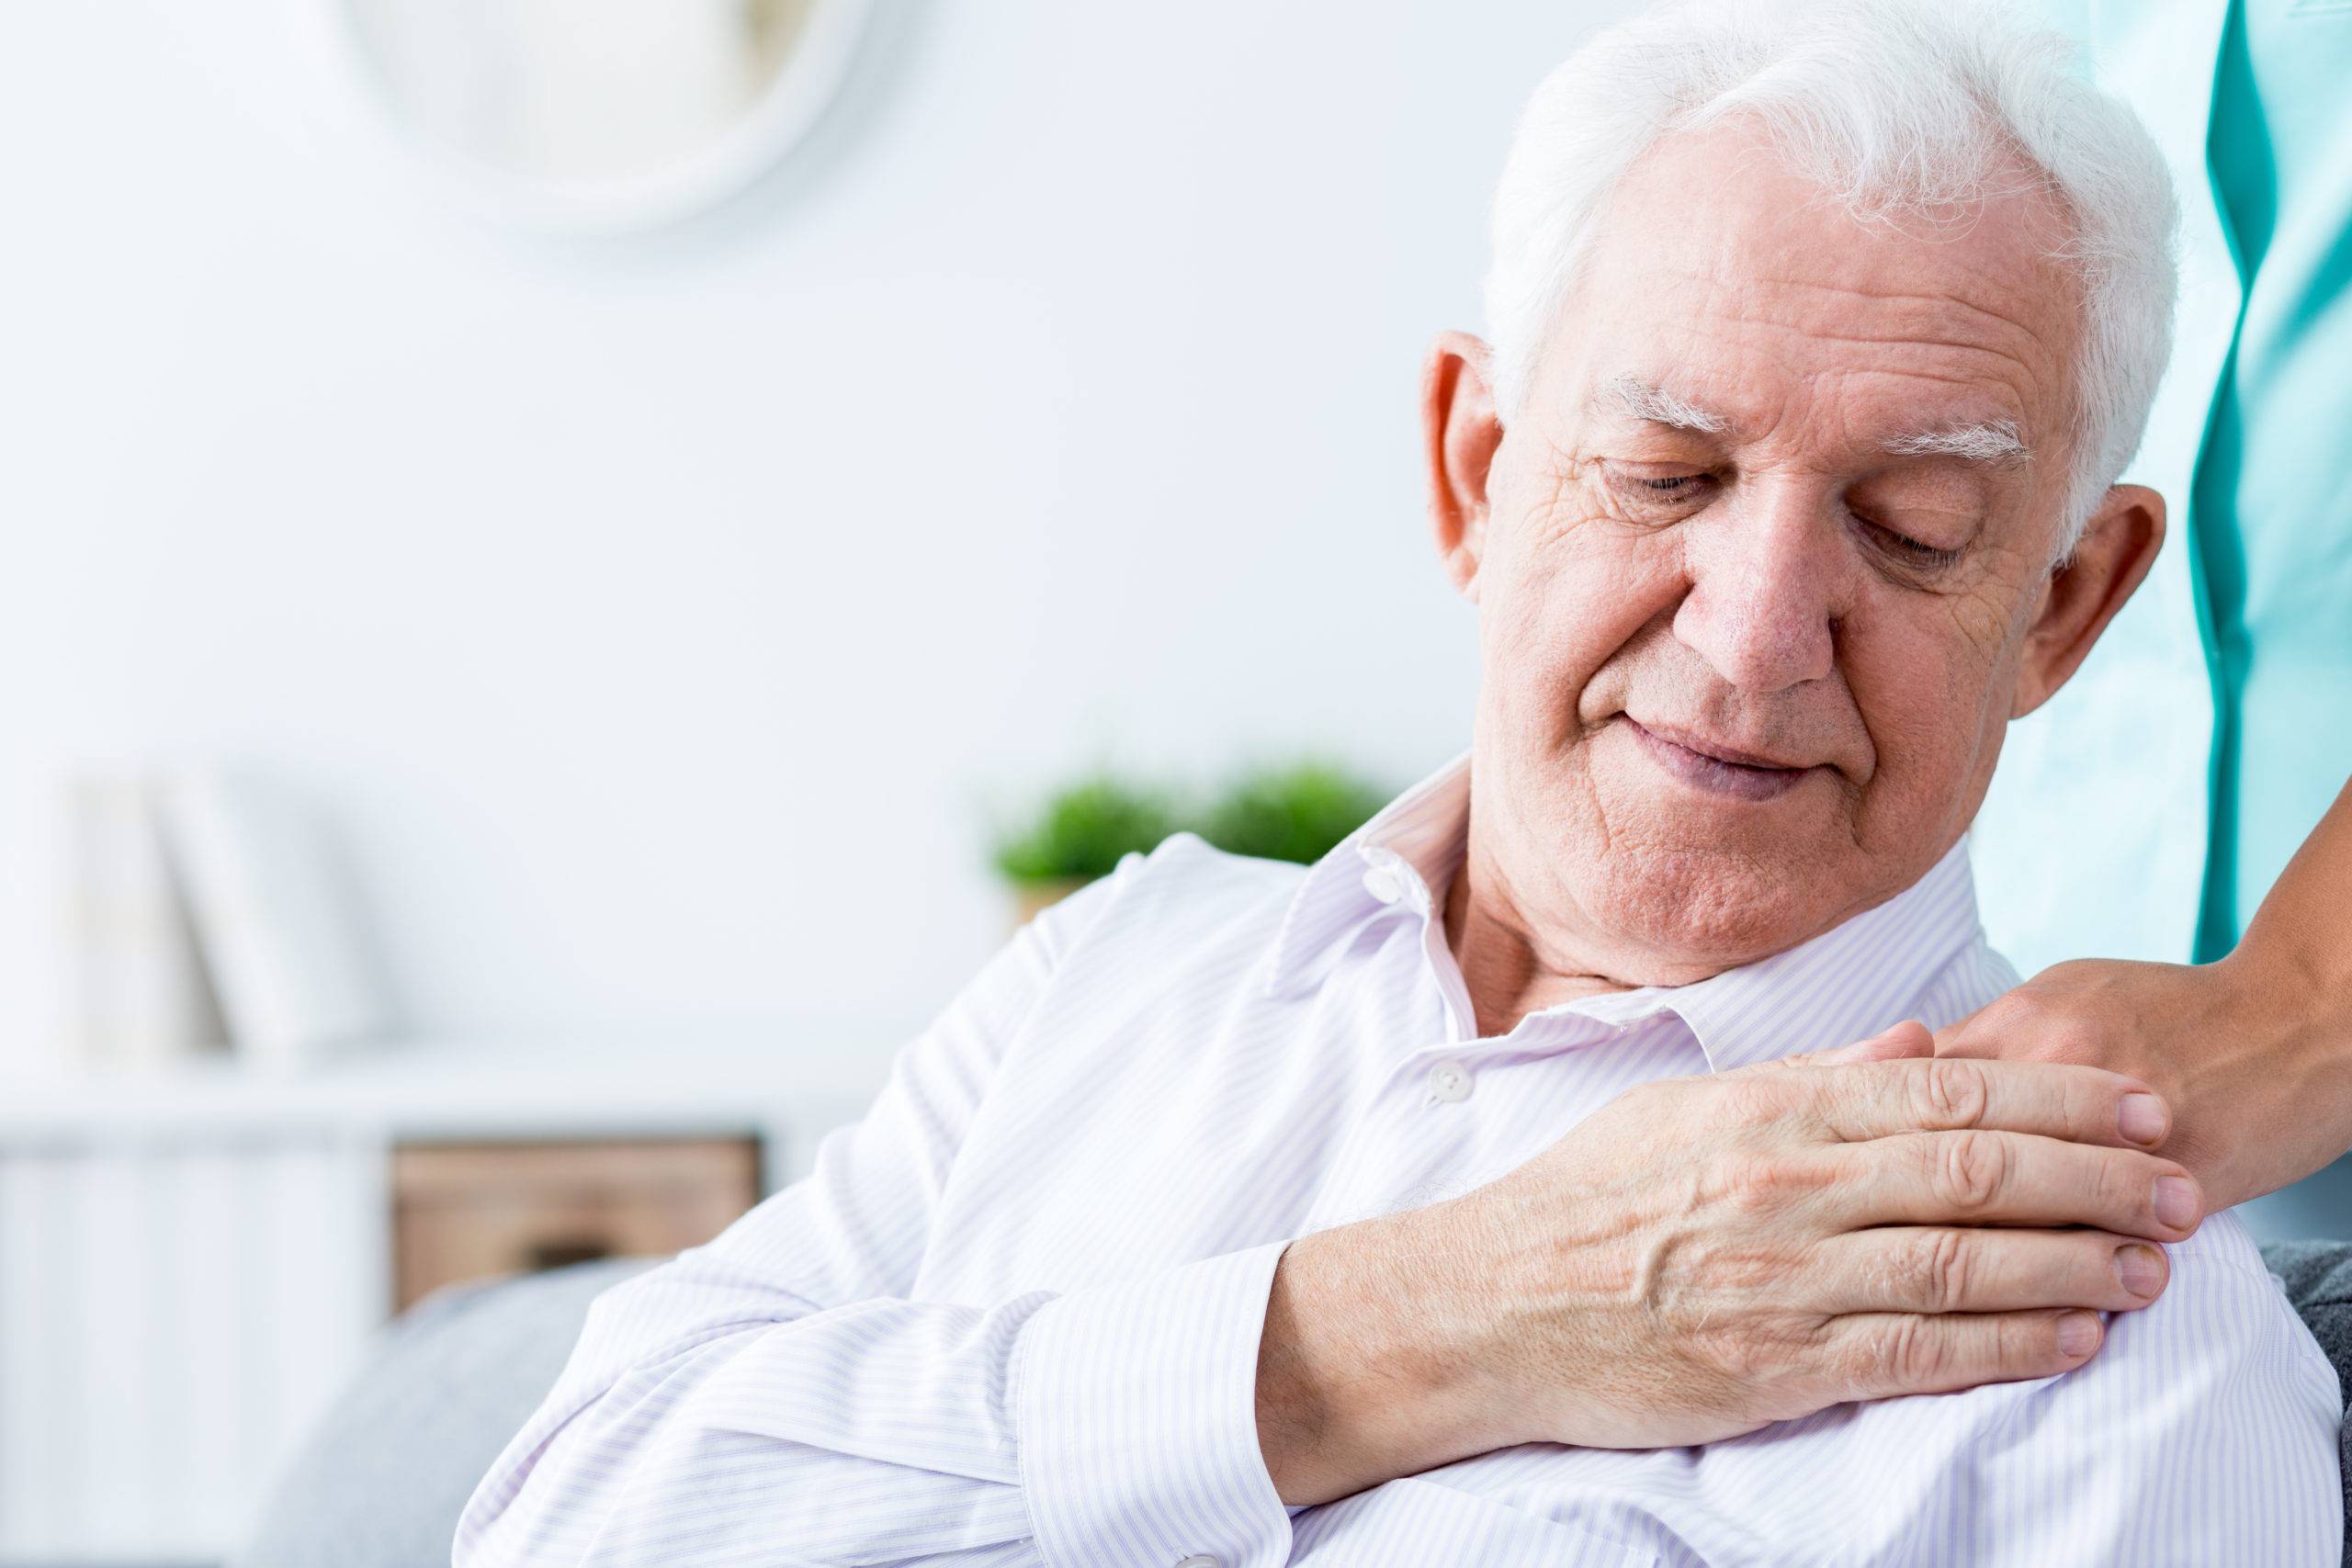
[1619,716,1823,801]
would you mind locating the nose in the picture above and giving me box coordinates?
[1670,485,1842,694]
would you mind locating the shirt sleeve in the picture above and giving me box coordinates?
[451,851,1297,1568]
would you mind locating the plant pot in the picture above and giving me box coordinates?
[1010,876,1093,931]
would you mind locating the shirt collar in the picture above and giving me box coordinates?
[1262,748,1986,1072]
[1263,746,1474,998]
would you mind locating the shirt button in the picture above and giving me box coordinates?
[1362,863,1405,904]
[1173,1558,1223,1568]
[1428,1059,1473,1102]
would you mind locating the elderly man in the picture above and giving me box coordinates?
[457,2,2340,1563]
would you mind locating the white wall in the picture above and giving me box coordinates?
[0,1,1623,1075]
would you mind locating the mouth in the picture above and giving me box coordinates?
[1618,716,1824,802]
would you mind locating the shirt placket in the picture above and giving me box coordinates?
[1297,848,1647,1231]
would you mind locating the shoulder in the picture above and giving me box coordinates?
[1026,830,1308,976]
[1790,1211,2343,1562]
[2122,1212,2342,1393]
[2010,1209,2339,1499]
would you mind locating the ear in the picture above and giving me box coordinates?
[2010,483,2165,718]
[1420,331,1504,603]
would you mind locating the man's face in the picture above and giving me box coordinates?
[1436,122,2154,981]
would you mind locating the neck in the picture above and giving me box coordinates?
[1439,839,1634,1039]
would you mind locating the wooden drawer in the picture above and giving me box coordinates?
[390,1137,761,1311]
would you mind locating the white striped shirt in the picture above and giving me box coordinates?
[455,748,2343,1567]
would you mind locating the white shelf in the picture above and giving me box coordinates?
[0,1017,906,1563]
[0,1019,900,1179]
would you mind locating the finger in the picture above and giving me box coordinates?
[1784,1055,2172,1151]
[1833,1129,2201,1242]
[1752,1019,1934,1073]
[1815,1226,2169,1315]
[1825,1307,2107,1400]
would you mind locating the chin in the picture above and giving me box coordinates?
[1574,839,1844,978]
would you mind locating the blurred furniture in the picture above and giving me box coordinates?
[233,1256,656,1568]
[0,1026,889,1568]
[2268,1243,2352,1565]
[390,1138,756,1311]
[231,1242,2352,1568]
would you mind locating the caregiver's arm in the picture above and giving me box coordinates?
[1940,773,2352,1210]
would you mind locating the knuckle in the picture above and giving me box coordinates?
[1712,1147,1837,1216]
[1938,1130,2007,1213]
[1870,1315,1946,1386]
[1914,1059,1990,1128]
[1970,991,2033,1041]
[1895,1319,1948,1384]
[1988,992,2086,1066]
[2046,1021,2102,1064]
[1903,1228,1973,1312]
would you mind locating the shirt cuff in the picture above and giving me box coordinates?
[1015,1238,1295,1568]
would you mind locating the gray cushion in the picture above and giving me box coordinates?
[2261,1240,2352,1565]
[233,1258,656,1568]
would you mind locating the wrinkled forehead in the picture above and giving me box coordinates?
[1541,123,2085,462]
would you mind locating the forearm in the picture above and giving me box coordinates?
[456,1290,1051,1567]
[2229,774,2352,1005]
[2215,776,2352,1160]
[459,1244,1302,1568]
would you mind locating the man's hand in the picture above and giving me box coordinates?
[1254,1023,2200,1506]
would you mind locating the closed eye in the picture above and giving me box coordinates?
[1860,516,1966,571]
[1602,467,1719,513]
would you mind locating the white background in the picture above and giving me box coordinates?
[0,0,1627,1077]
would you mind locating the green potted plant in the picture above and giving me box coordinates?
[1194,760,1391,866]
[989,773,1179,926]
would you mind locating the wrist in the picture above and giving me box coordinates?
[2199,943,2352,1196]
[1256,1203,1515,1504]
[2212,933,2350,1077]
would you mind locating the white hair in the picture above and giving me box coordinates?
[1484,0,2178,550]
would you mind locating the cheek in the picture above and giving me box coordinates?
[1479,502,1685,730]
[1844,597,2019,820]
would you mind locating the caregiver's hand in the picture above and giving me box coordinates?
[1255,1023,2200,1506]
[1937,951,2352,1212]
[1939,776,2352,1213]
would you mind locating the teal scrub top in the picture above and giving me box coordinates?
[1972,0,2352,975]
[2191,0,2352,960]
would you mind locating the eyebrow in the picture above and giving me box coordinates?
[1600,373,2030,468]
[1882,419,2031,467]
[1593,374,1732,435]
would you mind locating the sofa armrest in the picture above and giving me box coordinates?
[232,1257,659,1568]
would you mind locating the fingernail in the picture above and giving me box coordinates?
[2118,1093,2166,1145]
[2056,1311,2102,1357]
[2115,1243,2164,1297]
[2154,1176,2199,1229]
